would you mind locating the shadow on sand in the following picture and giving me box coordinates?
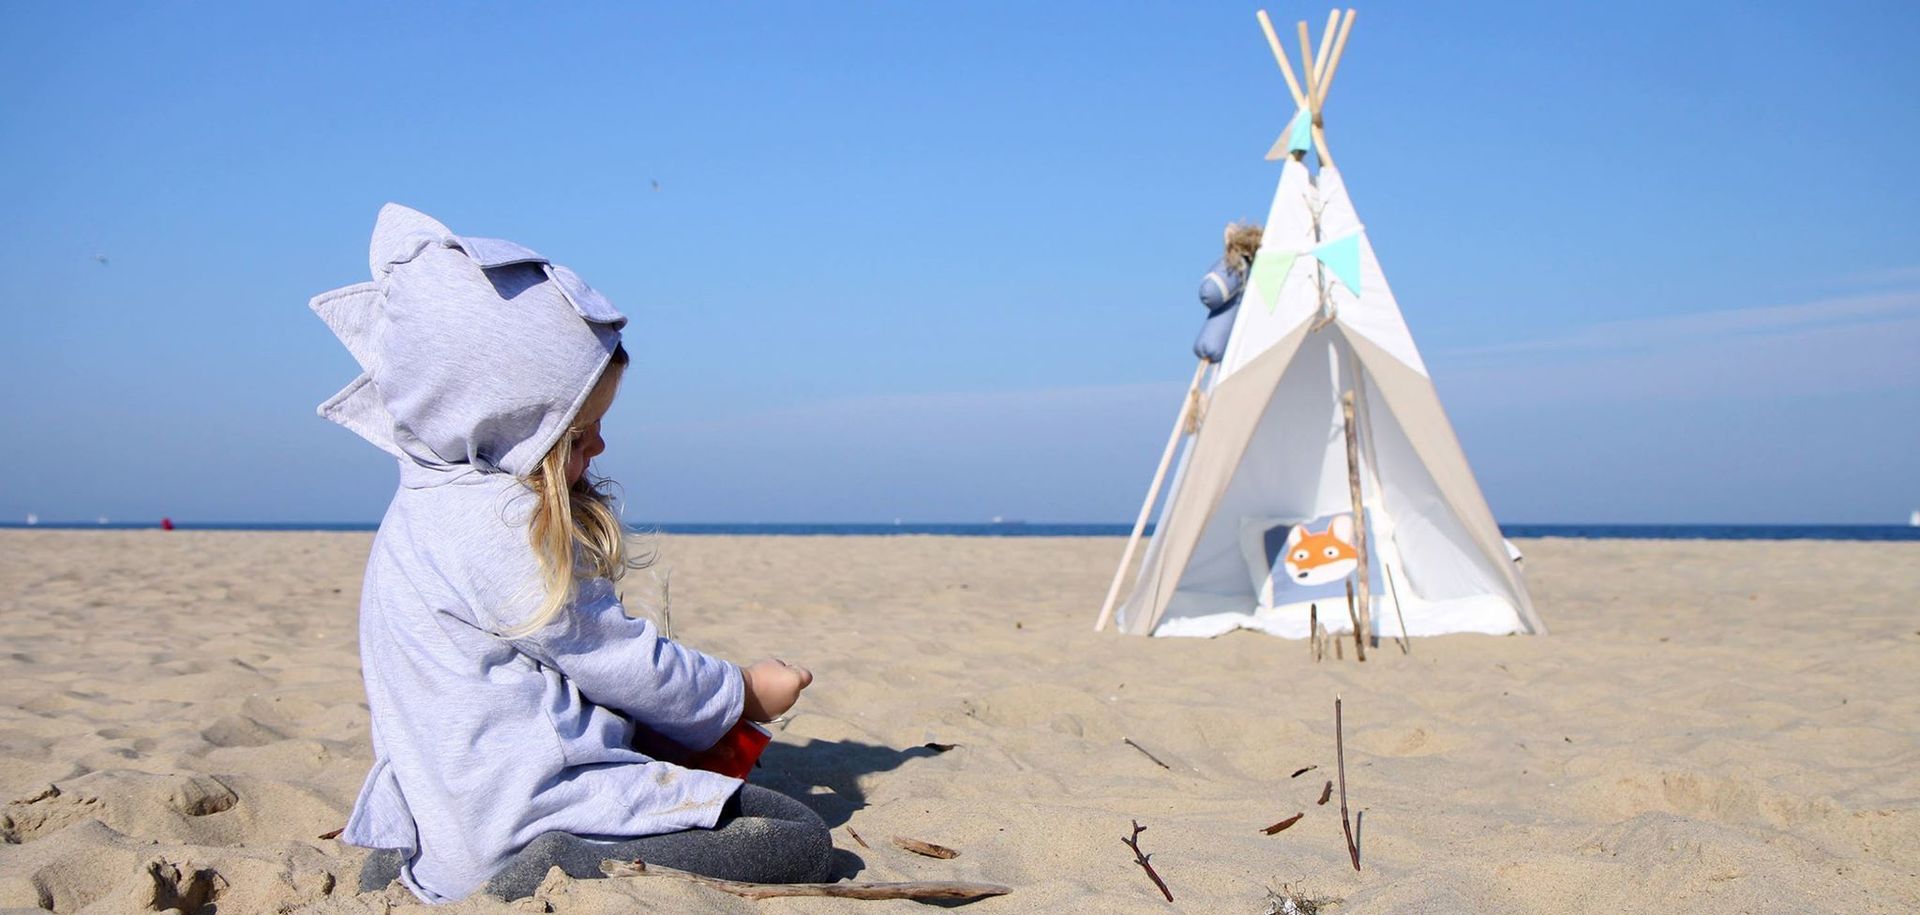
[754,738,948,829]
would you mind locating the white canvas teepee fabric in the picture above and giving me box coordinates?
[1113,159,1542,639]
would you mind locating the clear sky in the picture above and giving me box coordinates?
[3,1,1916,525]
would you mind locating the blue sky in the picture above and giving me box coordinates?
[2,1,1916,524]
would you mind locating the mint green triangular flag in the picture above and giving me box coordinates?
[1312,233,1363,296]
[1287,109,1313,154]
[1249,251,1298,314]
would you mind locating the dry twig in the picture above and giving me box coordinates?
[892,836,958,859]
[601,859,1008,901]
[1289,766,1317,778]
[1336,697,1359,870]
[1123,737,1172,770]
[1261,813,1304,835]
[845,827,870,849]
[1309,604,1319,662]
[1122,820,1173,902]
[1340,391,1374,648]
[1317,780,1333,805]
[1384,562,1410,655]
[655,566,674,641]
[1344,581,1366,662]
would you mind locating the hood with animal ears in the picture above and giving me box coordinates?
[309,203,626,485]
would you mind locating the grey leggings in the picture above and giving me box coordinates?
[359,785,833,900]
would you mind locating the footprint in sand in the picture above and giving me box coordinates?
[1350,725,1464,758]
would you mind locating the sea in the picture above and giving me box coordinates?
[2,521,1917,541]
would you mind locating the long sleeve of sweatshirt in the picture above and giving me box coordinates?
[508,587,744,753]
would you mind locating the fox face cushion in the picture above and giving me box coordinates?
[1238,510,1378,612]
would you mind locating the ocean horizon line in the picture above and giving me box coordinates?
[2,520,1916,542]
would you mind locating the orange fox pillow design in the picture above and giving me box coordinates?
[1281,513,1359,586]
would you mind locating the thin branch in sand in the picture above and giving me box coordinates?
[1290,765,1317,778]
[655,566,674,641]
[1344,580,1366,662]
[1123,737,1172,770]
[892,836,959,859]
[1122,820,1173,903]
[1335,697,1360,871]
[1317,780,1333,805]
[1384,562,1410,655]
[845,827,870,849]
[317,827,343,840]
[1261,813,1304,835]
[1309,604,1320,662]
[601,859,1008,901]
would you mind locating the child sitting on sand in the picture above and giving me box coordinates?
[310,204,831,903]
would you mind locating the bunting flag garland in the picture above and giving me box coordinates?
[1267,109,1316,160]
[1249,250,1298,313]
[1311,233,1363,295]
[1245,227,1364,315]
[1287,108,1314,154]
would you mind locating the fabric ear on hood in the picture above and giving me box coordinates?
[311,203,625,484]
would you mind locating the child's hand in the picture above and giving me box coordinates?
[741,658,813,722]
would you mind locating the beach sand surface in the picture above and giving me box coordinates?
[1,530,1915,913]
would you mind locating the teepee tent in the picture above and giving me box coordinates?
[1095,9,1543,640]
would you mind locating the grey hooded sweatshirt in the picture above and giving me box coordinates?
[313,204,745,903]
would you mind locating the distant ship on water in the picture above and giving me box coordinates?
[24,513,36,526]
[1911,510,1920,527]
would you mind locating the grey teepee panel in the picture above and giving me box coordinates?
[1119,321,1315,635]
[1341,327,1545,634]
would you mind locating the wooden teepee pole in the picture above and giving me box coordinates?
[1341,390,1374,647]
[1093,359,1211,632]
[1295,20,1318,106]
[1310,9,1341,102]
[1255,11,1308,107]
[1314,10,1357,113]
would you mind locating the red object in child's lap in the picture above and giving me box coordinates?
[684,719,771,780]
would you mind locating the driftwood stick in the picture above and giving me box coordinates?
[1335,697,1360,871]
[892,836,959,859]
[656,566,674,641]
[1341,391,1374,649]
[1309,604,1319,662]
[600,859,1010,901]
[1384,562,1411,655]
[1123,737,1173,770]
[1317,779,1333,805]
[845,826,870,849]
[1122,820,1173,903]
[1344,580,1366,662]
[1262,812,1304,835]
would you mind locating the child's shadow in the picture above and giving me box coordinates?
[755,738,946,829]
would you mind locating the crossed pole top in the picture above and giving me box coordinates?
[1256,8,1356,167]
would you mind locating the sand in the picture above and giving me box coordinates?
[1,530,1915,913]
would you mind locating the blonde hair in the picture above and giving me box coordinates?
[1224,221,1264,274]
[504,346,648,636]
